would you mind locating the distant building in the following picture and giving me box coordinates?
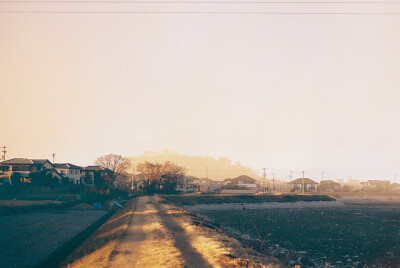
[223,175,258,190]
[0,158,62,182]
[336,179,345,185]
[289,178,319,193]
[81,166,114,186]
[176,176,222,192]
[361,180,391,191]
[54,163,82,184]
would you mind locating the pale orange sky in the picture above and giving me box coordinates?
[1,1,400,181]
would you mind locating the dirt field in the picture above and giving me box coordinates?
[197,203,400,267]
[0,209,108,267]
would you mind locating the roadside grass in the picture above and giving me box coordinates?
[161,194,335,206]
[58,198,136,268]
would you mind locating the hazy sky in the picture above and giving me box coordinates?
[1,1,400,181]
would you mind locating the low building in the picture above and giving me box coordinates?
[176,176,222,192]
[81,166,114,186]
[361,180,391,191]
[289,178,319,193]
[222,175,258,190]
[54,163,82,184]
[0,158,62,182]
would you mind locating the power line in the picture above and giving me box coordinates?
[1,10,400,14]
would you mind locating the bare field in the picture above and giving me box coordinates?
[197,203,400,267]
[0,209,108,267]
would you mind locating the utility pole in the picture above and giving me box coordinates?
[1,146,6,161]
[52,153,55,163]
[321,171,325,181]
[272,173,275,192]
[290,170,293,183]
[131,164,135,191]
[302,171,305,194]
[262,168,267,193]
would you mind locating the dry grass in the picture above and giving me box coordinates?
[161,202,282,268]
[59,199,135,268]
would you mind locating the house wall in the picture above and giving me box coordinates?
[238,183,257,190]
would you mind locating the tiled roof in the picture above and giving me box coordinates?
[0,158,49,165]
[0,158,34,165]
[54,163,82,169]
[231,175,256,182]
[290,178,319,185]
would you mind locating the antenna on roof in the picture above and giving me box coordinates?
[52,153,55,163]
[1,146,6,161]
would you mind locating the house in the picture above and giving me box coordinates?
[53,163,82,184]
[223,175,258,190]
[0,158,62,182]
[176,176,222,192]
[360,180,391,191]
[81,166,114,186]
[289,178,319,193]
[319,180,341,192]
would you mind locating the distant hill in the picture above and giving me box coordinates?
[128,149,260,181]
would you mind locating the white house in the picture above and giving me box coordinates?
[54,163,82,184]
[289,178,319,193]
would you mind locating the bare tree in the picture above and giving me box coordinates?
[136,161,186,193]
[160,161,186,192]
[136,161,162,183]
[95,154,131,184]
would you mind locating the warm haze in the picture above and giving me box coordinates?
[1,1,400,182]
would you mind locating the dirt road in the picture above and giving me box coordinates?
[107,196,280,268]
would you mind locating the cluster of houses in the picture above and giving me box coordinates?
[0,158,113,186]
[1,157,400,194]
[173,176,400,194]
